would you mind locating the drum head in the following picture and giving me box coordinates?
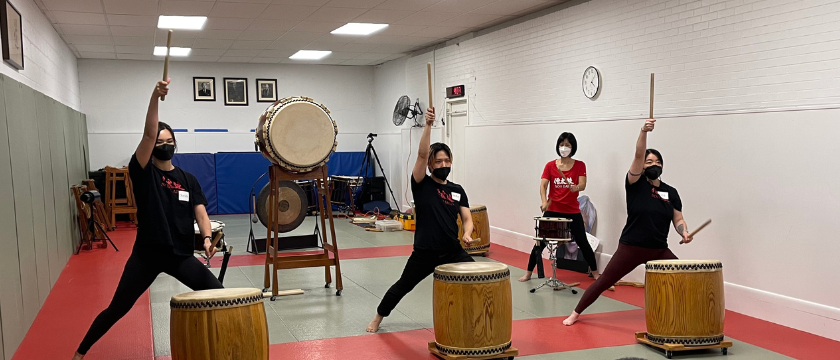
[268,100,336,170]
[256,181,308,232]
[193,220,225,234]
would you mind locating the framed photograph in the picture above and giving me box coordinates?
[193,77,215,101]
[224,78,248,106]
[0,0,23,70]
[256,79,277,103]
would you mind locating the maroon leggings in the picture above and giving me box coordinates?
[574,242,677,314]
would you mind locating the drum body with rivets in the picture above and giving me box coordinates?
[432,262,512,357]
[256,96,337,172]
[645,260,725,346]
[457,205,490,254]
[170,288,268,360]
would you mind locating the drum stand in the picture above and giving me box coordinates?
[635,332,732,359]
[196,231,232,285]
[529,238,579,294]
[264,164,342,299]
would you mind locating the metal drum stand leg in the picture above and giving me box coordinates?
[530,240,578,294]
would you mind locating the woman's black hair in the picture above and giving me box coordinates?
[556,132,577,157]
[645,148,663,165]
[428,142,452,163]
[158,121,176,148]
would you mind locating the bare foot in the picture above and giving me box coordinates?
[72,352,85,360]
[366,314,383,333]
[518,272,533,282]
[563,312,580,326]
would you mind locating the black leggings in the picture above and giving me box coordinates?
[527,211,597,273]
[77,250,223,355]
[377,248,474,317]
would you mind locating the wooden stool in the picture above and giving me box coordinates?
[104,166,137,229]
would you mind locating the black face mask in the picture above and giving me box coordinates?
[153,144,175,161]
[432,167,451,181]
[644,165,662,180]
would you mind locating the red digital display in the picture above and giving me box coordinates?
[446,85,465,98]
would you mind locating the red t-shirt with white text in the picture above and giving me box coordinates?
[542,160,586,214]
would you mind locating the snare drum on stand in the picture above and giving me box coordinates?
[529,217,579,294]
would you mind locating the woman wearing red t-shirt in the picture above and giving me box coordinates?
[518,132,601,282]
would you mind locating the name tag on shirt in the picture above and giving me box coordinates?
[179,191,190,202]
[658,191,669,200]
[451,192,461,202]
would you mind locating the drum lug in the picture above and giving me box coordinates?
[665,350,673,359]
[722,347,727,355]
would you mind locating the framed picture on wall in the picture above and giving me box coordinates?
[224,78,248,106]
[0,0,23,70]
[256,79,277,102]
[193,77,215,101]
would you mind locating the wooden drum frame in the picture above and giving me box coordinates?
[457,205,490,255]
[170,288,269,360]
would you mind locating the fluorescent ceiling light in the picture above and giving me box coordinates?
[157,16,207,30]
[154,46,191,56]
[331,23,388,35]
[289,50,332,60]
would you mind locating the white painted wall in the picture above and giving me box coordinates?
[0,0,79,109]
[375,0,840,341]
[79,59,376,169]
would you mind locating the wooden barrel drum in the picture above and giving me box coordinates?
[432,262,512,357]
[170,288,269,360]
[457,205,490,255]
[645,260,725,346]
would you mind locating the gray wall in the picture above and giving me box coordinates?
[0,73,88,360]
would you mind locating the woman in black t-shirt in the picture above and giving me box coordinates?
[73,80,223,359]
[562,119,694,326]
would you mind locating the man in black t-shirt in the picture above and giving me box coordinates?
[366,107,477,333]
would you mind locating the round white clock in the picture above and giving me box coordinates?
[582,66,600,99]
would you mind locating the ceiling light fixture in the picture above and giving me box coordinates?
[157,16,207,30]
[289,50,332,60]
[154,46,191,56]
[331,23,388,35]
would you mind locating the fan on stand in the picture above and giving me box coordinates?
[393,95,423,127]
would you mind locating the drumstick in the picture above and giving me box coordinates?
[649,73,654,119]
[688,219,712,238]
[161,29,173,101]
[427,62,433,109]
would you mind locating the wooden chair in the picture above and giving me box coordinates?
[72,185,106,252]
[83,179,112,230]
[104,166,137,229]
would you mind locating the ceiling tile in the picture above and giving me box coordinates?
[375,0,442,11]
[301,43,345,52]
[379,53,406,62]
[219,0,271,3]
[323,0,387,9]
[353,52,389,60]
[321,51,358,59]
[408,26,469,38]
[66,35,114,45]
[109,26,156,37]
[197,30,244,40]
[369,43,415,53]
[399,36,437,45]
[205,17,253,30]
[304,7,367,23]
[156,28,200,40]
[115,45,153,54]
[350,34,405,44]
[74,44,116,52]
[258,5,319,21]
[311,33,353,45]
[394,10,458,26]
[193,38,234,49]
[208,2,268,18]
[454,13,509,28]
[259,49,295,58]
[266,40,311,50]
[247,19,298,32]
[317,59,348,65]
[271,0,329,6]
[237,30,285,41]
[191,48,226,56]
[335,42,379,52]
[112,36,155,45]
[117,53,153,60]
[58,24,110,36]
[184,55,221,62]
[250,57,282,63]
[229,40,272,50]
[376,24,426,36]
[79,51,117,59]
[50,11,107,25]
[41,0,104,13]
[352,9,414,23]
[342,58,375,65]
[224,49,262,57]
[159,1,215,16]
[471,0,551,15]
[107,14,157,27]
[424,0,495,13]
[103,0,159,16]
[276,31,323,43]
[289,21,344,33]
[218,56,254,62]
[153,36,195,47]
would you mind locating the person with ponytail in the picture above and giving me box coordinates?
[563,119,694,326]
[73,80,223,359]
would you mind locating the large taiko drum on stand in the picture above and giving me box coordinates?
[457,205,490,255]
[645,260,725,346]
[432,263,512,357]
[255,96,338,172]
[170,288,269,360]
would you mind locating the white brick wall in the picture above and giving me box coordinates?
[377,0,840,340]
[0,0,79,109]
